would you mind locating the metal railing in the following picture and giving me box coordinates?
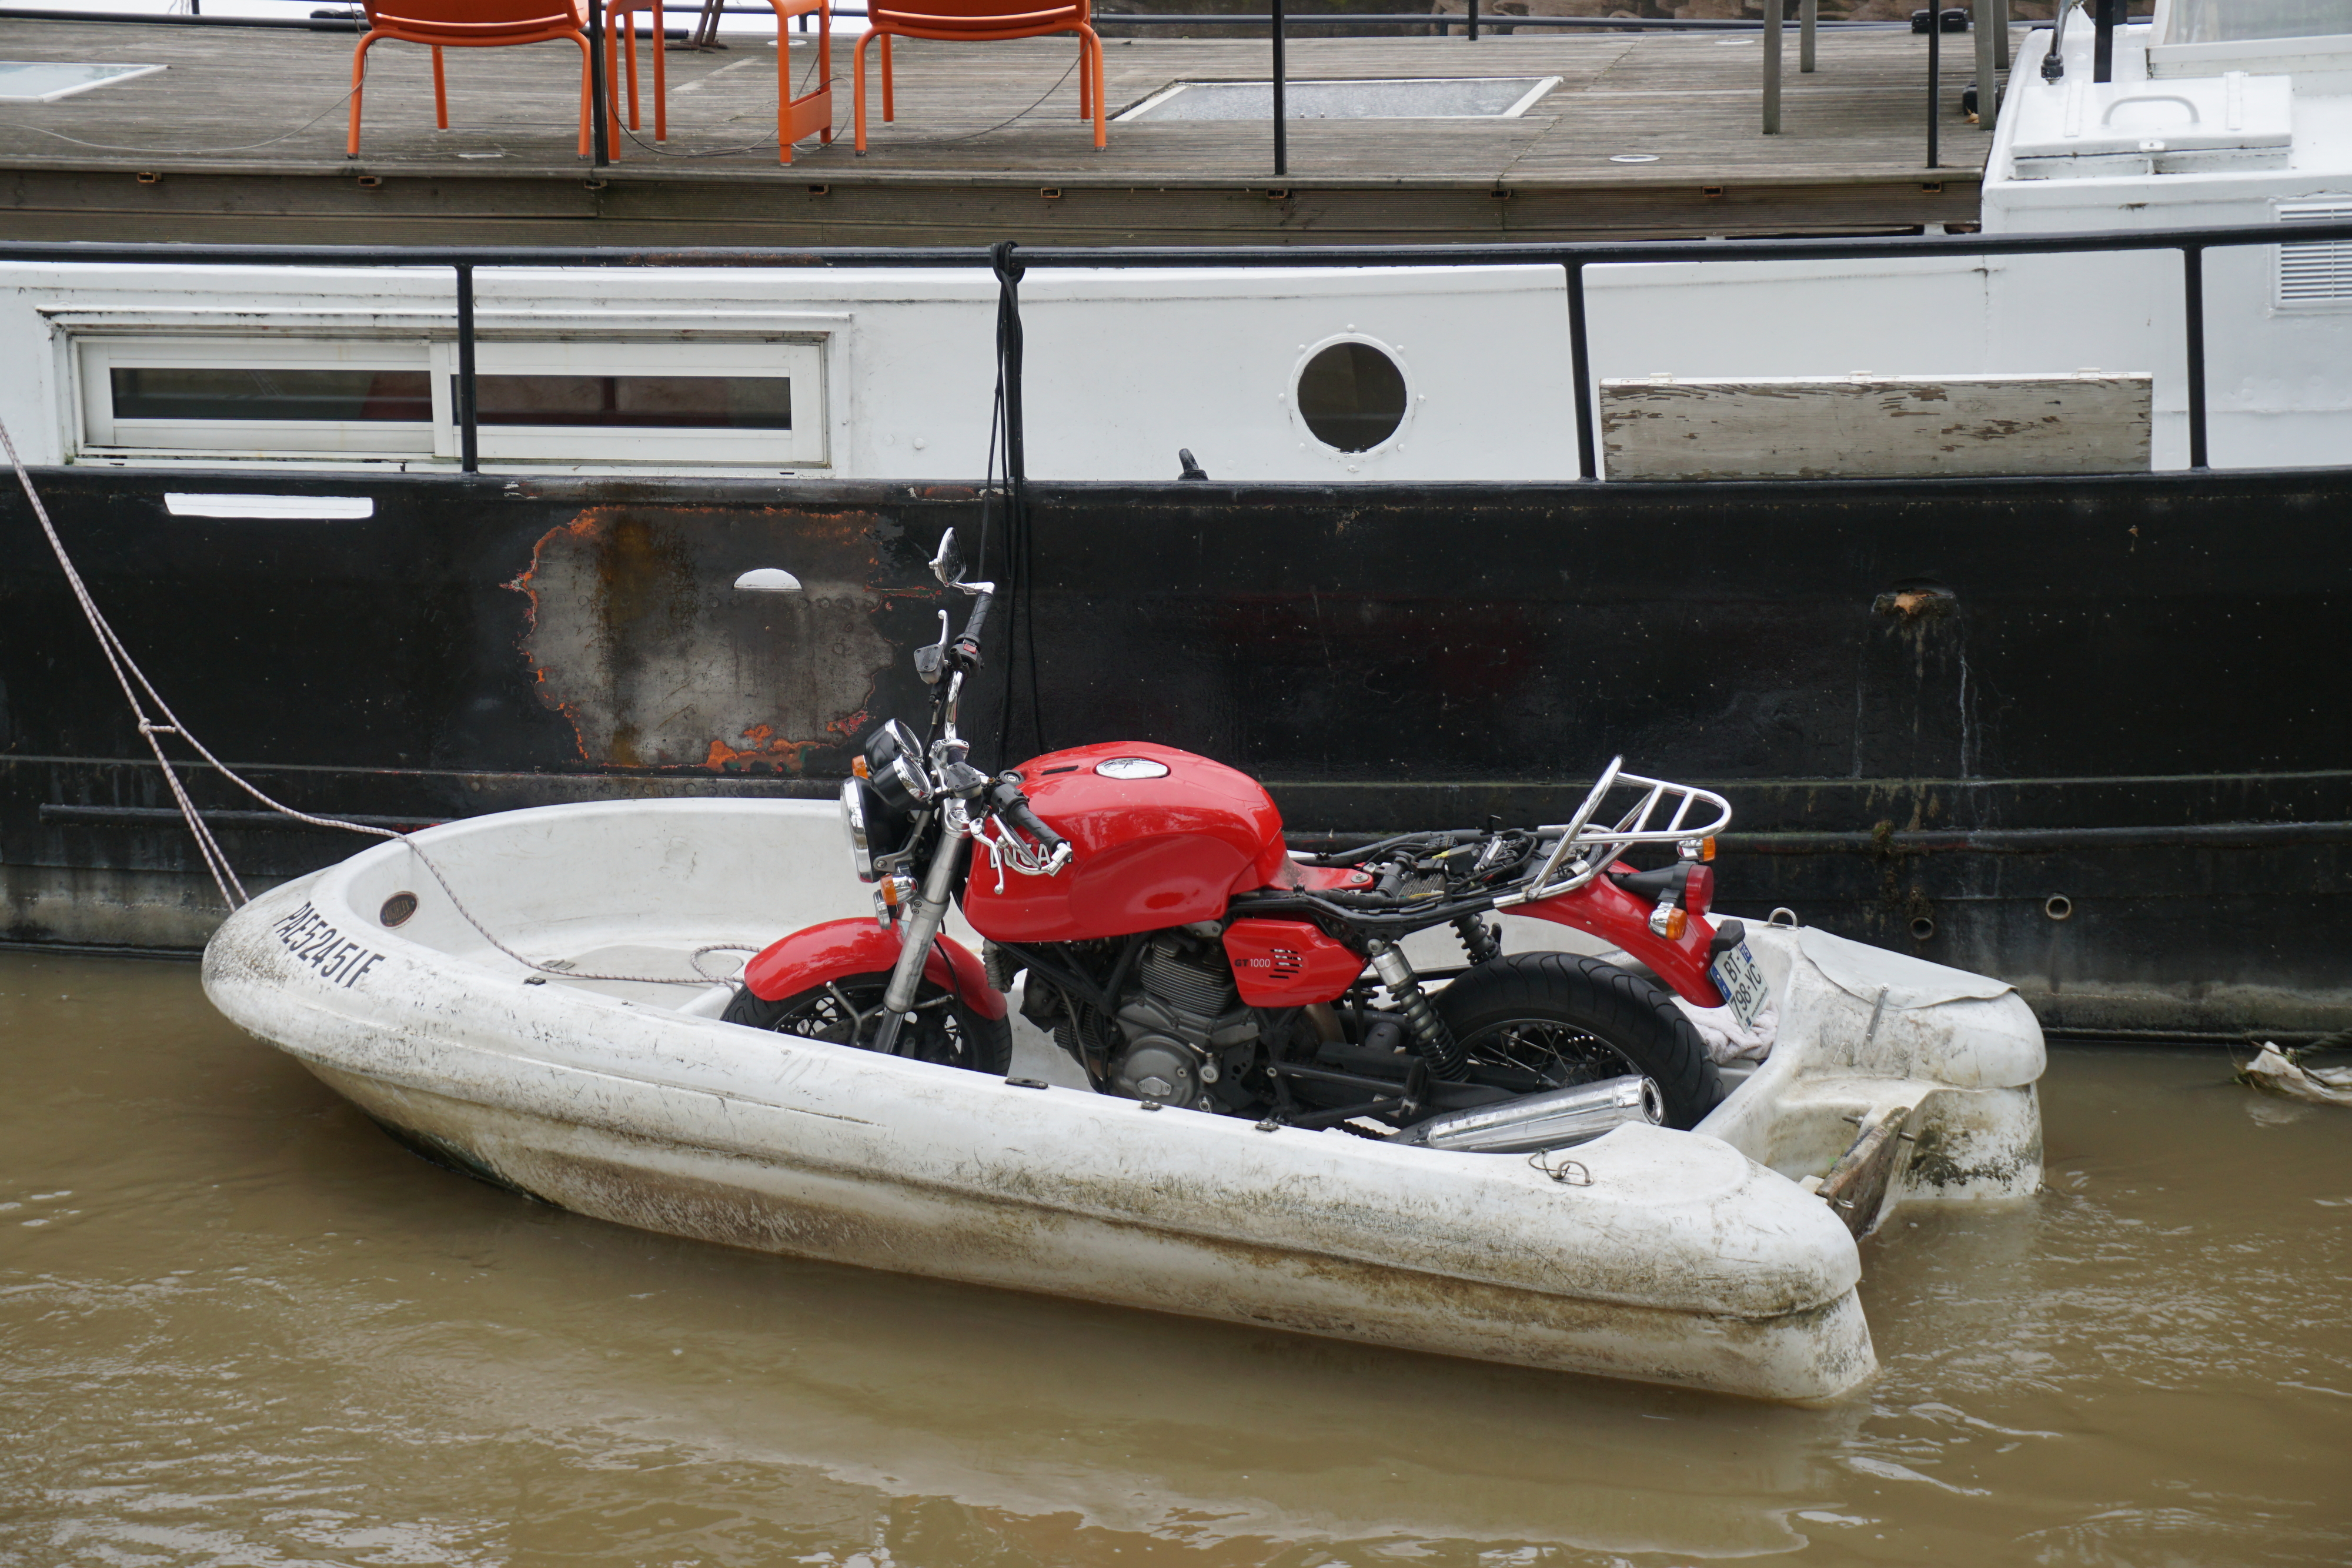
[3,214,2346,480]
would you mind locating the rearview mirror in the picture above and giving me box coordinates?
[929,530,965,589]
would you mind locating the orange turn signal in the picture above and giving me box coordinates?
[852,755,870,778]
[1663,907,1688,940]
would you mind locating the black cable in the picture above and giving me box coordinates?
[988,241,1050,765]
[987,240,1019,765]
[863,53,1081,147]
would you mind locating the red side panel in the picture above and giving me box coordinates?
[1260,859,1377,894]
[1222,918,1366,1007]
[1514,880,1727,1009]
[741,917,1008,1020]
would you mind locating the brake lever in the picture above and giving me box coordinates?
[913,610,950,686]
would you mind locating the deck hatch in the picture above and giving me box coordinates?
[1117,76,1561,123]
[0,62,165,103]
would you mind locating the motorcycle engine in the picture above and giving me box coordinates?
[1110,929,1257,1108]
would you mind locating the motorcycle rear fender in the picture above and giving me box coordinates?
[1514,877,1728,1009]
[741,917,1008,1020]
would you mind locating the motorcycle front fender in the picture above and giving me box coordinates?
[1513,877,1727,1009]
[740,917,1008,1019]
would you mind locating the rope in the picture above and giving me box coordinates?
[985,240,1048,769]
[0,412,747,988]
[1,86,364,156]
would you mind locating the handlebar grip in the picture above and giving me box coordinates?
[952,589,993,666]
[1004,797,1064,854]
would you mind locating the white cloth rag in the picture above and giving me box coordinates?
[1673,997,1779,1065]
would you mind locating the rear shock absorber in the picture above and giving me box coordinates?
[1366,937,1467,1081]
[1452,911,1502,965]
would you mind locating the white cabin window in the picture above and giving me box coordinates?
[437,339,825,466]
[73,333,827,467]
[78,337,435,456]
[2277,200,2352,309]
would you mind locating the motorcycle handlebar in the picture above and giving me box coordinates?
[951,587,993,668]
[1003,797,1064,855]
[988,778,1067,857]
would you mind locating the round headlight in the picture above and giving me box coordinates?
[839,777,877,883]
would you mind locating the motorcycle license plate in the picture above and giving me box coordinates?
[1709,940,1770,1029]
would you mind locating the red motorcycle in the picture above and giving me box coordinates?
[724,532,1770,1147]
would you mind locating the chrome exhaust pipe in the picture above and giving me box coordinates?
[1389,1074,1663,1154]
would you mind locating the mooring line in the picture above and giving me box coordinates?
[0,413,744,988]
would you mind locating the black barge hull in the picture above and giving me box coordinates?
[5,466,2346,1041]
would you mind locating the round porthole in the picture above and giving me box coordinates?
[1295,340,1409,453]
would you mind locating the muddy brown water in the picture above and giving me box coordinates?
[2,951,2347,1567]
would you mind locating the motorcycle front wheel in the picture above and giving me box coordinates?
[1434,951,1722,1129]
[722,970,1014,1075]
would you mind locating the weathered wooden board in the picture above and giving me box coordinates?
[0,17,2000,243]
[1599,372,2154,480]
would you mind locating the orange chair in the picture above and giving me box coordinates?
[604,0,833,162]
[348,0,597,159]
[856,0,1104,153]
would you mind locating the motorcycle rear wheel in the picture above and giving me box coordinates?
[723,970,1013,1075]
[1434,951,1722,1130]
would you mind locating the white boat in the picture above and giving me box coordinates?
[201,795,2043,1402]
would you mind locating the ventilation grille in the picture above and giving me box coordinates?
[2279,200,2352,305]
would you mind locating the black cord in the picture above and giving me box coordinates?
[987,240,1020,765]
[868,54,1081,147]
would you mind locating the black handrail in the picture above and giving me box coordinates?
[6,216,2346,480]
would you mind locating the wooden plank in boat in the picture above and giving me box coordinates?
[1599,372,2154,480]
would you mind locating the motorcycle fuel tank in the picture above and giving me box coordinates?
[963,741,1289,943]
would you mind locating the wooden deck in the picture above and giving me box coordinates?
[0,16,2004,244]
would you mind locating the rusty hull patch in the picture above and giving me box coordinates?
[509,507,896,772]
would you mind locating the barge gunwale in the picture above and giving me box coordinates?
[13,210,2348,482]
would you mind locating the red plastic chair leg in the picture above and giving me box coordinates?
[432,44,449,129]
[1086,27,1104,147]
[346,31,377,157]
[624,14,642,130]
[775,16,792,162]
[573,29,594,157]
[652,0,666,139]
[853,28,871,151]
[817,6,831,142]
[881,31,893,122]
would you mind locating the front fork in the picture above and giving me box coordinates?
[871,810,970,1056]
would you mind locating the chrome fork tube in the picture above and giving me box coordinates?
[872,825,968,1053]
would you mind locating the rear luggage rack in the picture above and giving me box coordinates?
[1496,757,1732,906]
